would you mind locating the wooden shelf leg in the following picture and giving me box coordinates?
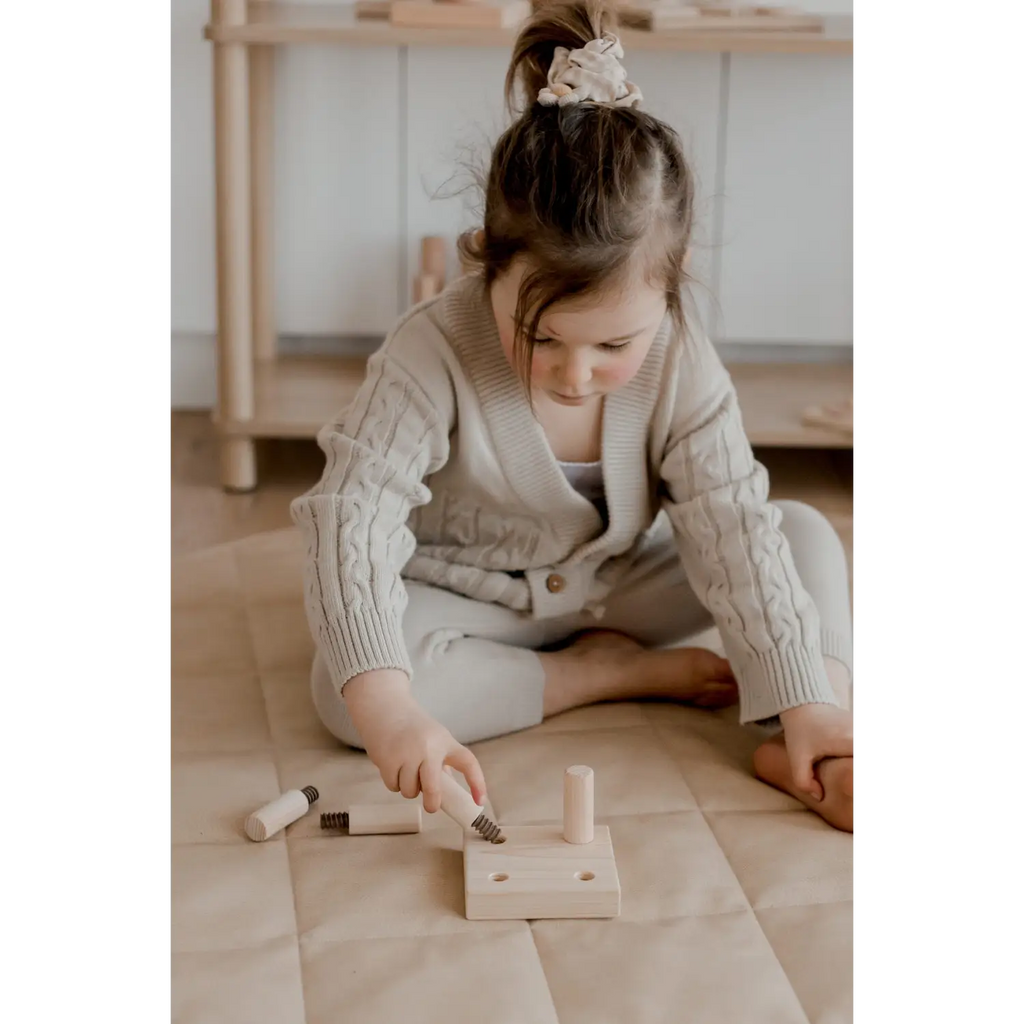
[212,0,257,492]
[249,41,276,362]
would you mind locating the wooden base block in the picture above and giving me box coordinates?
[390,0,532,30]
[464,825,620,920]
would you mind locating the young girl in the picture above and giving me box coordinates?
[291,0,853,832]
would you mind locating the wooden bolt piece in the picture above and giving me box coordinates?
[245,785,318,842]
[438,771,485,830]
[347,803,423,835]
[563,765,594,845]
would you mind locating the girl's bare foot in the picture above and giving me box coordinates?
[540,629,738,717]
[752,734,853,832]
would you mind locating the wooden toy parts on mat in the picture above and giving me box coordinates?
[618,2,823,34]
[390,1,533,30]
[438,770,506,842]
[463,765,621,920]
[320,803,424,834]
[245,785,319,841]
[801,396,853,437]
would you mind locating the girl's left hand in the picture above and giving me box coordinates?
[778,703,853,801]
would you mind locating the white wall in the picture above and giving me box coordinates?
[172,0,217,333]
[172,1,853,404]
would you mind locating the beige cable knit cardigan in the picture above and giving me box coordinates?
[291,276,842,724]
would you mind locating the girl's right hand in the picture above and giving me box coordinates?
[343,671,488,813]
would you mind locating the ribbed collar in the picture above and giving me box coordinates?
[442,276,670,562]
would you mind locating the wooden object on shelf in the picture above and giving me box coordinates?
[728,362,852,448]
[411,234,446,304]
[205,4,852,53]
[390,0,533,30]
[412,273,440,303]
[618,2,822,34]
[355,0,393,18]
[617,2,702,29]
[464,765,619,920]
[421,235,447,284]
[801,397,853,438]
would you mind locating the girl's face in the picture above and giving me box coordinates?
[490,260,667,408]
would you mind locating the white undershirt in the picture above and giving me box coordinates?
[558,460,607,524]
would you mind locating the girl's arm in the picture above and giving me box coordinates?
[290,319,456,697]
[658,333,838,725]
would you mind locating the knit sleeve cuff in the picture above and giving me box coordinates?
[820,627,853,676]
[737,644,839,726]
[320,607,414,695]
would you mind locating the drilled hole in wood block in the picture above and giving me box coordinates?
[575,871,596,881]
[489,873,509,882]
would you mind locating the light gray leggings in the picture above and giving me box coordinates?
[312,500,852,748]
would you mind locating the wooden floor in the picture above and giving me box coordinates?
[171,412,853,563]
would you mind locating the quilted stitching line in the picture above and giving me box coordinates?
[644,711,814,1024]
[224,545,312,1022]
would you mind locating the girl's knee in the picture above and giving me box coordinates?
[329,701,366,751]
[775,499,841,544]
[309,642,454,751]
[310,652,367,750]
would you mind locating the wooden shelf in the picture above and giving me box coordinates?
[727,361,851,448]
[214,354,851,448]
[204,3,853,54]
[215,354,368,438]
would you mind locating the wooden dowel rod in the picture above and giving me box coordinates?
[563,765,594,845]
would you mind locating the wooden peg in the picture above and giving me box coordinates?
[438,770,485,830]
[346,803,423,835]
[420,236,447,283]
[563,765,594,845]
[245,785,318,841]
[412,273,440,304]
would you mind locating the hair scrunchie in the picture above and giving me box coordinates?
[537,34,643,109]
